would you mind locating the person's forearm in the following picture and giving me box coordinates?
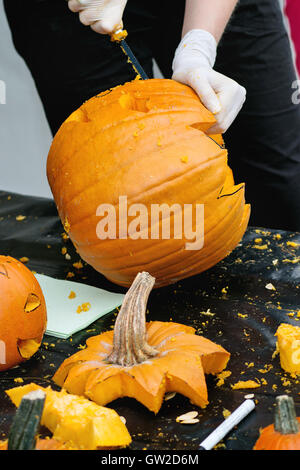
[182,0,239,42]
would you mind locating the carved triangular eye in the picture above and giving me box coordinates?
[24,294,41,313]
[0,264,9,277]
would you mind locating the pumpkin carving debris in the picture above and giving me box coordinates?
[6,382,131,450]
[0,255,47,371]
[53,272,230,413]
[7,389,46,450]
[275,323,300,375]
[47,78,250,288]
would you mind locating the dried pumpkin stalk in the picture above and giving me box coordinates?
[53,272,230,413]
[106,272,158,366]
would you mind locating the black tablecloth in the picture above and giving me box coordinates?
[0,190,299,451]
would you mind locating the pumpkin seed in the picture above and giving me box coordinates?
[179,418,200,425]
[244,393,255,399]
[164,392,176,401]
[176,411,198,422]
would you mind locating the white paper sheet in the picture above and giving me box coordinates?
[35,274,124,339]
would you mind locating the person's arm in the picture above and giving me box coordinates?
[182,0,238,42]
[68,0,245,134]
[172,0,246,134]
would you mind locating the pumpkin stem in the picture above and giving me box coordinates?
[8,389,46,450]
[274,395,299,435]
[105,272,158,367]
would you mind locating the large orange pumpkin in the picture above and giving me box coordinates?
[0,256,47,371]
[47,78,250,287]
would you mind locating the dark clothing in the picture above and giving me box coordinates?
[4,0,300,231]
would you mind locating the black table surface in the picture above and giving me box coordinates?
[0,190,299,451]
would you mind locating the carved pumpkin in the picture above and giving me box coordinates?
[6,382,131,450]
[254,395,300,450]
[0,256,47,371]
[53,272,230,413]
[47,78,250,287]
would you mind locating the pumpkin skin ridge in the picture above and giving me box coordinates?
[150,203,250,286]
[57,138,227,232]
[66,160,241,260]
[67,166,239,262]
[85,189,248,283]
[111,185,246,272]
[103,206,249,287]
[69,156,227,241]
[148,331,186,351]
[107,194,249,281]
[65,154,227,250]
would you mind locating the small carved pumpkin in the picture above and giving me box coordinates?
[53,272,230,413]
[254,395,300,450]
[0,256,47,371]
[47,78,250,288]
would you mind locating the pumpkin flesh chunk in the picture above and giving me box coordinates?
[276,323,300,375]
[6,383,131,450]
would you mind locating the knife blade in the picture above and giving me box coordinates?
[111,29,149,80]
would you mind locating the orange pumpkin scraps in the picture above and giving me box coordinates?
[0,255,47,371]
[231,380,261,390]
[6,383,131,450]
[275,323,300,375]
[110,29,128,42]
[53,272,230,413]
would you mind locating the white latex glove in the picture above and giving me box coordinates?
[172,29,246,134]
[67,0,128,34]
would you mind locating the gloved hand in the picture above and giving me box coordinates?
[172,29,246,134]
[67,0,128,34]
